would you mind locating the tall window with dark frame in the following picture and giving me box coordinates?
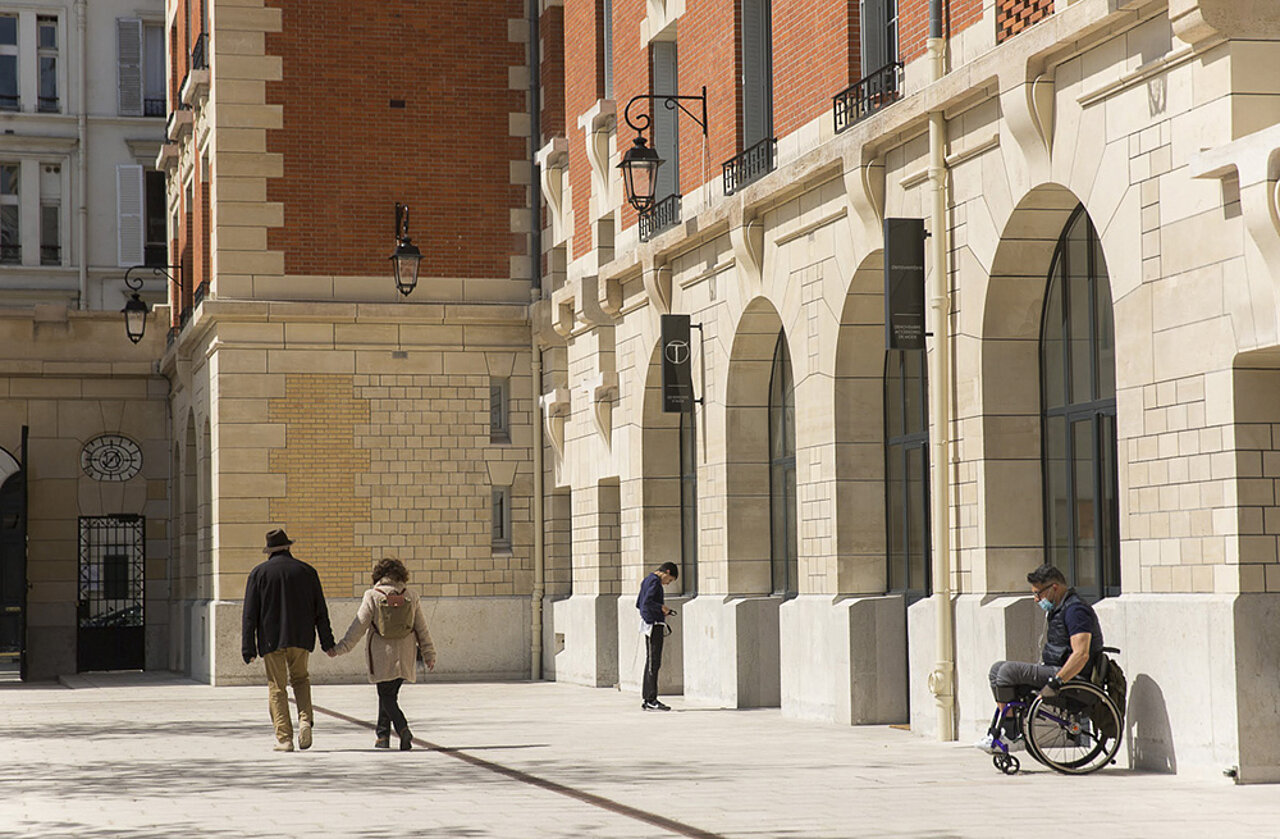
[144,170,167,267]
[884,350,930,600]
[36,16,57,113]
[598,0,613,100]
[741,0,773,149]
[0,15,17,112]
[768,332,797,596]
[1040,206,1119,601]
[650,40,679,204]
[0,163,19,264]
[860,0,899,77]
[679,408,698,595]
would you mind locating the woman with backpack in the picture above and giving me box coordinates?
[329,557,436,750]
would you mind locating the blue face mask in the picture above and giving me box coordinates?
[1039,597,1053,614]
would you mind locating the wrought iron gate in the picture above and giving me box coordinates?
[77,514,145,671]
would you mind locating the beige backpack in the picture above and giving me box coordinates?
[371,588,415,639]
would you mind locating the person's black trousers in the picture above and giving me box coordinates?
[642,629,664,704]
[376,678,408,738]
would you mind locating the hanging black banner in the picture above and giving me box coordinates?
[884,218,926,351]
[661,313,694,413]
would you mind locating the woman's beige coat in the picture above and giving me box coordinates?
[333,579,436,684]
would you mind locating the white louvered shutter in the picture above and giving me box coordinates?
[117,18,143,117]
[651,41,679,201]
[116,164,144,267]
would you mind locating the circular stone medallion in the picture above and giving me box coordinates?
[81,435,143,482]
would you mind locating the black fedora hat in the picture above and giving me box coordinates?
[263,528,294,554]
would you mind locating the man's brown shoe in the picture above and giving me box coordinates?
[374,737,390,749]
[273,739,294,752]
[298,723,312,750]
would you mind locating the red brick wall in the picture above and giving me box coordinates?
[772,0,858,139]
[997,0,1053,43]
[262,0,527,279]
[898,0,985,63]
[541,5,566,148]
[565,0,602,259]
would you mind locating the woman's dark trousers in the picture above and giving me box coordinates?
[376,678,408,738]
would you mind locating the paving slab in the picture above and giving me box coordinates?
[0,674,1277,838]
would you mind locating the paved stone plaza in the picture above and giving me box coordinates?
[0,674,1276,838]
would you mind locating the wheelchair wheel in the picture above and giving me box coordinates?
[992,752,1020,775]
[1022,680,1123,775]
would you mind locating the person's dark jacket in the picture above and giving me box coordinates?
[636,572,665,625]
[241,550,335,662]
[1042,587,1103,670]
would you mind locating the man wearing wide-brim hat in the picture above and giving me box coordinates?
[241,529,336,752]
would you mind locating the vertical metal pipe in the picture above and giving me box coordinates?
[528,0,545,681]
[75,0,88,309]
[925,0,955,742]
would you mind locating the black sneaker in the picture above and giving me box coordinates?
[643,700,671,711]
[374,737,390,749]
[399,729,414,751]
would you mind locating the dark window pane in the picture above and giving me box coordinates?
[906,444,927,593]
[1094,244,1116,400]
[886,445,906,592]
[1044,414,1069,554]
[38,57,56,111]
[0,55,16,110]
[1099,413,1119,594]
[1067,218,1093,405]
[1072,418,1097,592]
[0,17,15,46]
[38,18,56,49]
[1042,260,1065,410]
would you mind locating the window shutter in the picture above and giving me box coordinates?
[742,0,772,147]
[861,0,887,78]
[651,41,679,201]
[117,18,143,116]
[116,164,144,267]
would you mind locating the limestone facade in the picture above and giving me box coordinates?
[542,0,1280,781]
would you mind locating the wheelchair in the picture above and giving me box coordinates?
[987,647,1125,776]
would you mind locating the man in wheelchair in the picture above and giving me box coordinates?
[976,563,1104,754]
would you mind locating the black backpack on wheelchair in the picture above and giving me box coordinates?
[1089,647,1127,741]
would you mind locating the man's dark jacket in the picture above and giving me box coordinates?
[636,572,665,625]
[241,550,335,663]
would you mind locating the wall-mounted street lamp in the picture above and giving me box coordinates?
[120,264,181,344]
[390,202,424,296]
[617,86,707,214]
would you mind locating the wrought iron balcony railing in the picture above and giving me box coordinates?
[37,96,58,113]
[833,62,903,134]
[722,138,777,197]
[143,98,165,117]
[0,243,19,264]
[639,193,681,243]
[39,244,59,265]
[193,281,209,307]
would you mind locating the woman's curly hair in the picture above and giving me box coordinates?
[371,557,409,584]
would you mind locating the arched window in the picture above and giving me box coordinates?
[1041,206,1119,601]
[884,350,930,600]
[769,332,797,595]
[679,409,698,595]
